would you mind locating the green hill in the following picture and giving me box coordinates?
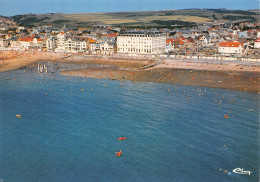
[10,9,259,28]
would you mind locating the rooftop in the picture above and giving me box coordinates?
[218,41,242,47]
[254,38,260,42]
[118,32,165,36]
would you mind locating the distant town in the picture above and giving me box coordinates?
[1,16,260,62]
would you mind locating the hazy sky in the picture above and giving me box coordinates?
[0,0,259,16]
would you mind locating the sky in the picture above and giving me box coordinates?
[0,0,259,16]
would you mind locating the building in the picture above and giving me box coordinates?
[100,41,115,54]
[198,35,211,45]
[117,32,166,54]
[254,38,260,48]
[65,38,87,52]
[19,37,42,50]
[166,39,175,52]
[257,32,260,38]
[90,43,100,54]
[47,36,58,51]
[55,32,66,52]
[0,38,9,49]
[218,41,243,55]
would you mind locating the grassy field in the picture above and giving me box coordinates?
[63,13,213,24]
[63,13,139,24]
[10,9,260,27]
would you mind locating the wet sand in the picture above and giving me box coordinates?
[1,51,259,92]
[60,55,260,92]
[156,60,260,72]
[61,68,260,92]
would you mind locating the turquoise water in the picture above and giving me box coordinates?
[0,67,259,182]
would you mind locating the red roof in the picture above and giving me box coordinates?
[177,38,184,45]
[104,33,117,37]
[255,38,260,42]
[19,37,42,42]
[218,42,242,47]
[19,37,33,42]
[167,38,184,45]
[166,39,174,44]
[186,38,194,43]
[88,38,96,43]
[179,36,185,40]
[199,35,204,40]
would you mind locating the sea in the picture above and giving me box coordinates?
[0,62,259,182]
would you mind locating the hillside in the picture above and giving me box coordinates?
[10,9,259,27]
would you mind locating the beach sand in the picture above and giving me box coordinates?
[60,55,260,92]
[0,51,65,72]
[61,68,260,92]
[156,60,260,72]
[1,51,259,92]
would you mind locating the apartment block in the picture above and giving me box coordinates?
[117,32,166,54]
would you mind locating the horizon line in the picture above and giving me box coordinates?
[1,8,258,17]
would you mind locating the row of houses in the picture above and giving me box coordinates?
[46,32,116,54]
[165,24,260,56]
[2,32,259,56]
[1,17,260,56]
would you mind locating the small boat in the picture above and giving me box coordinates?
[116,150,122,156]
[224,114,229,119]
[118,137,126,140]
[16,114,22,118]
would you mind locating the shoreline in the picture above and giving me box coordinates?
[0,51,259,92]
[60,68,260,93]
[0,51,66,72]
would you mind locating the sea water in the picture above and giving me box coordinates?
[0,66,259,182]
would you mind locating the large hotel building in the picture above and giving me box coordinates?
[117,32,166,54]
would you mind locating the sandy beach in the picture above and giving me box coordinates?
[156,60,260,72]
[1,51,259,92]
[60,55,260,92]
[0,51,66,72]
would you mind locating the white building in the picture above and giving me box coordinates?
[65,38,87,52]
[199,35,211,45]
[254,38,260,48]
[218,41,243,54]
[90,43,100,53]
[47,36,57,51]
[65,38,76,52]
[18,37,42,50]
[75,40,87,52]
[100,41,114,54]
[52,32,87,52]
[166,39,174,53]
[0,38,7,48]
[117,32,166,54]
[257,32,260,38]
[55,32,66,52]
